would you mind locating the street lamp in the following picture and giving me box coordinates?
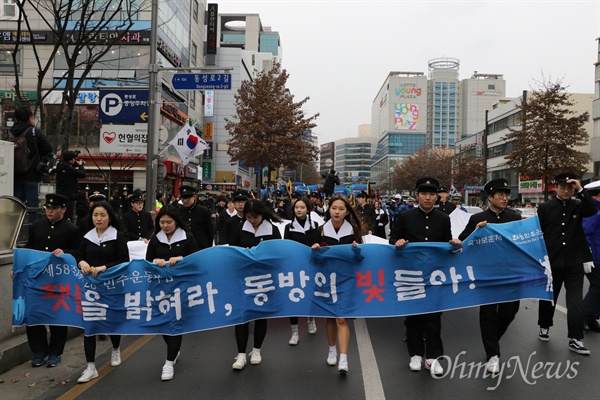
[389,167,394,194]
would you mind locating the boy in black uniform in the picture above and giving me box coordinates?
[178,185,213,249]
[21,194,81,367]
[389,177,462,376]
[122,193,154,242]
[537,172,597,355]
[355,191,376,234]
[458,178,521,373]
[435,186,453,215]
[220,190,249,245]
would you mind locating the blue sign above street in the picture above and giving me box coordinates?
[99,89,149,124]
[171,73,232,90]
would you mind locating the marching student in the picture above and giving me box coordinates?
[219,191,249,245]
[122,193,154,242]
[310,196,365,374]
[389,177,462,376]
[458,178,521,373]
[76,201,129,383]
[145,205,199,381]
[284,197,321,344]
[229,199,283,370]
[373,200,389,239]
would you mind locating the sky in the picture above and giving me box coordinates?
[216,0,600,144]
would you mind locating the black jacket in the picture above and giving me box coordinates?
[458,208,521,241]
[56,161,86,199]
[10,121,53,181]
[323,172,340,195]
[26,217,81,255]
[122,209,155,240]
[178,202,214,249]
[145,230,199,261]
[389,207,452,244]
[76,230,129,268]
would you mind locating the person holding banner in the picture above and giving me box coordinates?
[145,205,199,381]
[122,193,154,242]
[178,185,213,250]
[389,177,462,376]
[76,201,129,383]
[19,193,81,368]
[229,199,283,370]
[537,172,596,355]
[458,178,521,374]
[310,196,365,374]
[219,190,249,245]
[284,197,321,344]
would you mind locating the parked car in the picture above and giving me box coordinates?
[510,207,537,219]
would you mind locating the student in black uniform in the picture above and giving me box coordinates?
[284,197,321,345]
[389,177,462,376]
[458,178,521,373]
[219,190,249,245]
[435,186,454,215]
[18,194,81,368]
[230,199,283,370]
[178,185,213,249]
[373,200,389,239]
[537,172,597,355]
[76,191,107,236]
[145,205,199,381]
[355,191,376,234]
[216,197,236,243]
[310,195,365,374]
[122,193,154,242]
[76,201,129,383]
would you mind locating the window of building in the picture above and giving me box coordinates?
[0,48,19,74]
[193,0,199,22]
[191,42,197,65]
[488,84,495,90]
[189,91,196,109]
[0,0,17,19]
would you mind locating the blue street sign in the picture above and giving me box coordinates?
[171,73,232,90]
[99,89,149,124]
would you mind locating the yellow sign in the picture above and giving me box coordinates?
[203,122,213,140]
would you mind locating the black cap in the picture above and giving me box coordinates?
[415,177,439,192]
[356,191,368,198]
[555,172,577,184]
[438,186,448,193]
[291,191,301,199]
[179,185,197,198]
[484,178,510,195]
[130,193,144,203]
[310,192,321,199]
[451,193,462,200]
[62,151,77,161]
[45,193,68,207]
[232,190,250,202]
[88,191,107,202]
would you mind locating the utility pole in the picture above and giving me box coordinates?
[145,0,160,214]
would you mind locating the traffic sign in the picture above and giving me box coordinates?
[99,89,149,123]
[171,73,232,90]
[99,124,148,154]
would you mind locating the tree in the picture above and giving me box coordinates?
[504,80,590,200]
[290,163,321,185]
[393,146,453,191]
[12,1,140,151]
[452,154,486,188]
[225,63,319,188]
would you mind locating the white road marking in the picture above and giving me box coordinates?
[354,318,386,400]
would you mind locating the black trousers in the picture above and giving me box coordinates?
[84,335,121,362]
[405,312,443,359]
[235,319,267,353]
[480,301,519,360]
[583,264,600,321]
[538,263,584,339]
[26,325,68,355]
[162,335,182,361]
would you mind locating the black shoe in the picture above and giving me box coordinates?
[31,353,47,367]
[568,338,591,355]
[47,354,61,367]
[586,319,600,332]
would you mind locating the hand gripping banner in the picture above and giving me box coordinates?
[13,217,553,335]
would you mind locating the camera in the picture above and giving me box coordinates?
[35,153,56,175]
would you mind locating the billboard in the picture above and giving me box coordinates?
[394,104,419,130]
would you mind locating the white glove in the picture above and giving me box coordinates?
[583,261,594,274]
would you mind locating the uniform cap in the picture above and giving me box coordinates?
[407,197,416,202]
[555,172,577,184]
[179,185,197,198]
[62,151,77,161]
[88,191,107,202]
[356,191,368,198]
[584,180,600,191]
[310,192,322,199]
[451,194,462,200]
[438,186,448,193]
[232,190,250,202]
[130,193,144,203]
[45,193,68,207]
[484,178,510,195]
[291,191,302,199]
[415,177,439,192]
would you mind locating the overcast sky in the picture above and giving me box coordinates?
[217,0,599,144]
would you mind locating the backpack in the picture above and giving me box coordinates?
[8,127,36,174]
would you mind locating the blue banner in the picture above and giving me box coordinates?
[13,217,553,335]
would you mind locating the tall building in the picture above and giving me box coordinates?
[427,57,459,149]
[204,13,281,189]
[334,125,374,185]
[592,37,600,177]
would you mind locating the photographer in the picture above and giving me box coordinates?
[56,150,86,221]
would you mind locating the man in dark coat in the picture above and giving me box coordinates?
[56,150,86,221]
[537,172,597,355]
[220,190,249,245]
[435,187,454,215]
[355,191,376,234]
[389,177,462,376]
[322,168,340,199]
[178,185,213,249]
[122,193,154,242]
[459,178,521,373]
[20,193,81,368]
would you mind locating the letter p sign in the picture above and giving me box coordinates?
[100,93,123,117]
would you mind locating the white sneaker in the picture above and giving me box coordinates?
[161,362,174,381]
[486,355,500,374]
[77,366,99,383]
[111,348,121,367]
[327,349,337,366]
[425,358,443,376]
[289,332,299,346]
[249,349,262,365]
[308,318,317,334]
[232,354,247,370]
[338,359,348,374]
[409,355,422,371]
